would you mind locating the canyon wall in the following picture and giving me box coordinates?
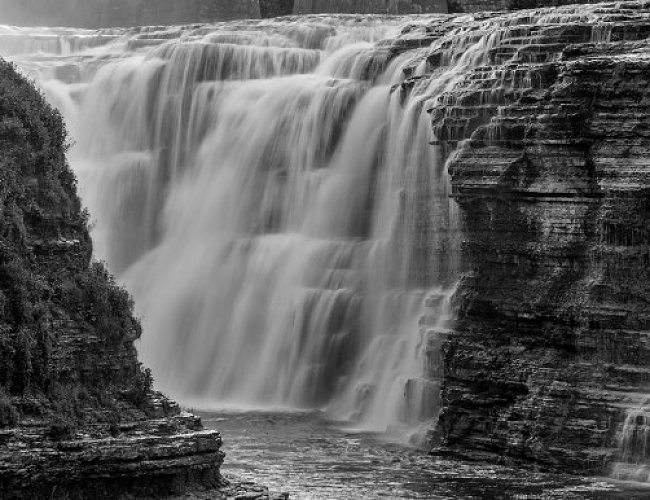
[392,0,650,473]
[0,59,223,498]
[446,0,603,13]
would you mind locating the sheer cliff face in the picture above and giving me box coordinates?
[390,1,650,472]
[447,0,603,13]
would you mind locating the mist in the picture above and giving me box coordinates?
[0,0,263,28]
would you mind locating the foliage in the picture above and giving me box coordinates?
[122,366,154,408]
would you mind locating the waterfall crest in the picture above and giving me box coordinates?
[0,14,478,440]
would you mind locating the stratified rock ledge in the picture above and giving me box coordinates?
[0,413,224,499]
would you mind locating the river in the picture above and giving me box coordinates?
[199,410,650,499]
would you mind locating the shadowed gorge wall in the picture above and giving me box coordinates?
[0,59,223,498]
[400,1,650,473]
[441,53,650,472]
[0,58,143,419]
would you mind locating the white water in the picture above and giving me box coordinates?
[0,15,496,440]
[612,402,650,482]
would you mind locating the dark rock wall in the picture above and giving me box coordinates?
[293,0,447,14]
[410,1,650,473]
[447,0,603,13]
[0,57,154,427]
[0,59,223,497]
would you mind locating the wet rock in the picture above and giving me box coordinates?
[397,0,650,473]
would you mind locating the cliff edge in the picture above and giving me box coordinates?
[0,59,223,498]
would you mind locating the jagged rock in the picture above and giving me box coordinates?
[293,0,448,14]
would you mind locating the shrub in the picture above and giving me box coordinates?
[122,366,153,408]
[47,415,76,441]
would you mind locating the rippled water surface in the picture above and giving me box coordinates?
[201,411,650,499]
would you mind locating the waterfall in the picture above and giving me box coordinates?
[612,403,650,482]
[0,14,490,440]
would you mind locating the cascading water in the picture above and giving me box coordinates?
[612,403,650,482]
[0,14,499,440]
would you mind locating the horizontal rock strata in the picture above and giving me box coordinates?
[390,0,650,472]
[0,414,224,499]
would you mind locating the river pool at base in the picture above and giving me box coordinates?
[198,411,650,499]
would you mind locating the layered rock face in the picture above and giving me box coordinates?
[387,0,650,473]
[447,0,603,14]
[0,60,223,497]
[293,0,447,14]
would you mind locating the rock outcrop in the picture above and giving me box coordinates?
[0,60,223,497]
[389,0,650,473]
[0,413,224,498]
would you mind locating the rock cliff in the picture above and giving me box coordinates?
[0,60,223,498]
[446,0,603,13]
[388,0,650,473]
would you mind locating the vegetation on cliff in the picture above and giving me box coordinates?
[0,59,151,432]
